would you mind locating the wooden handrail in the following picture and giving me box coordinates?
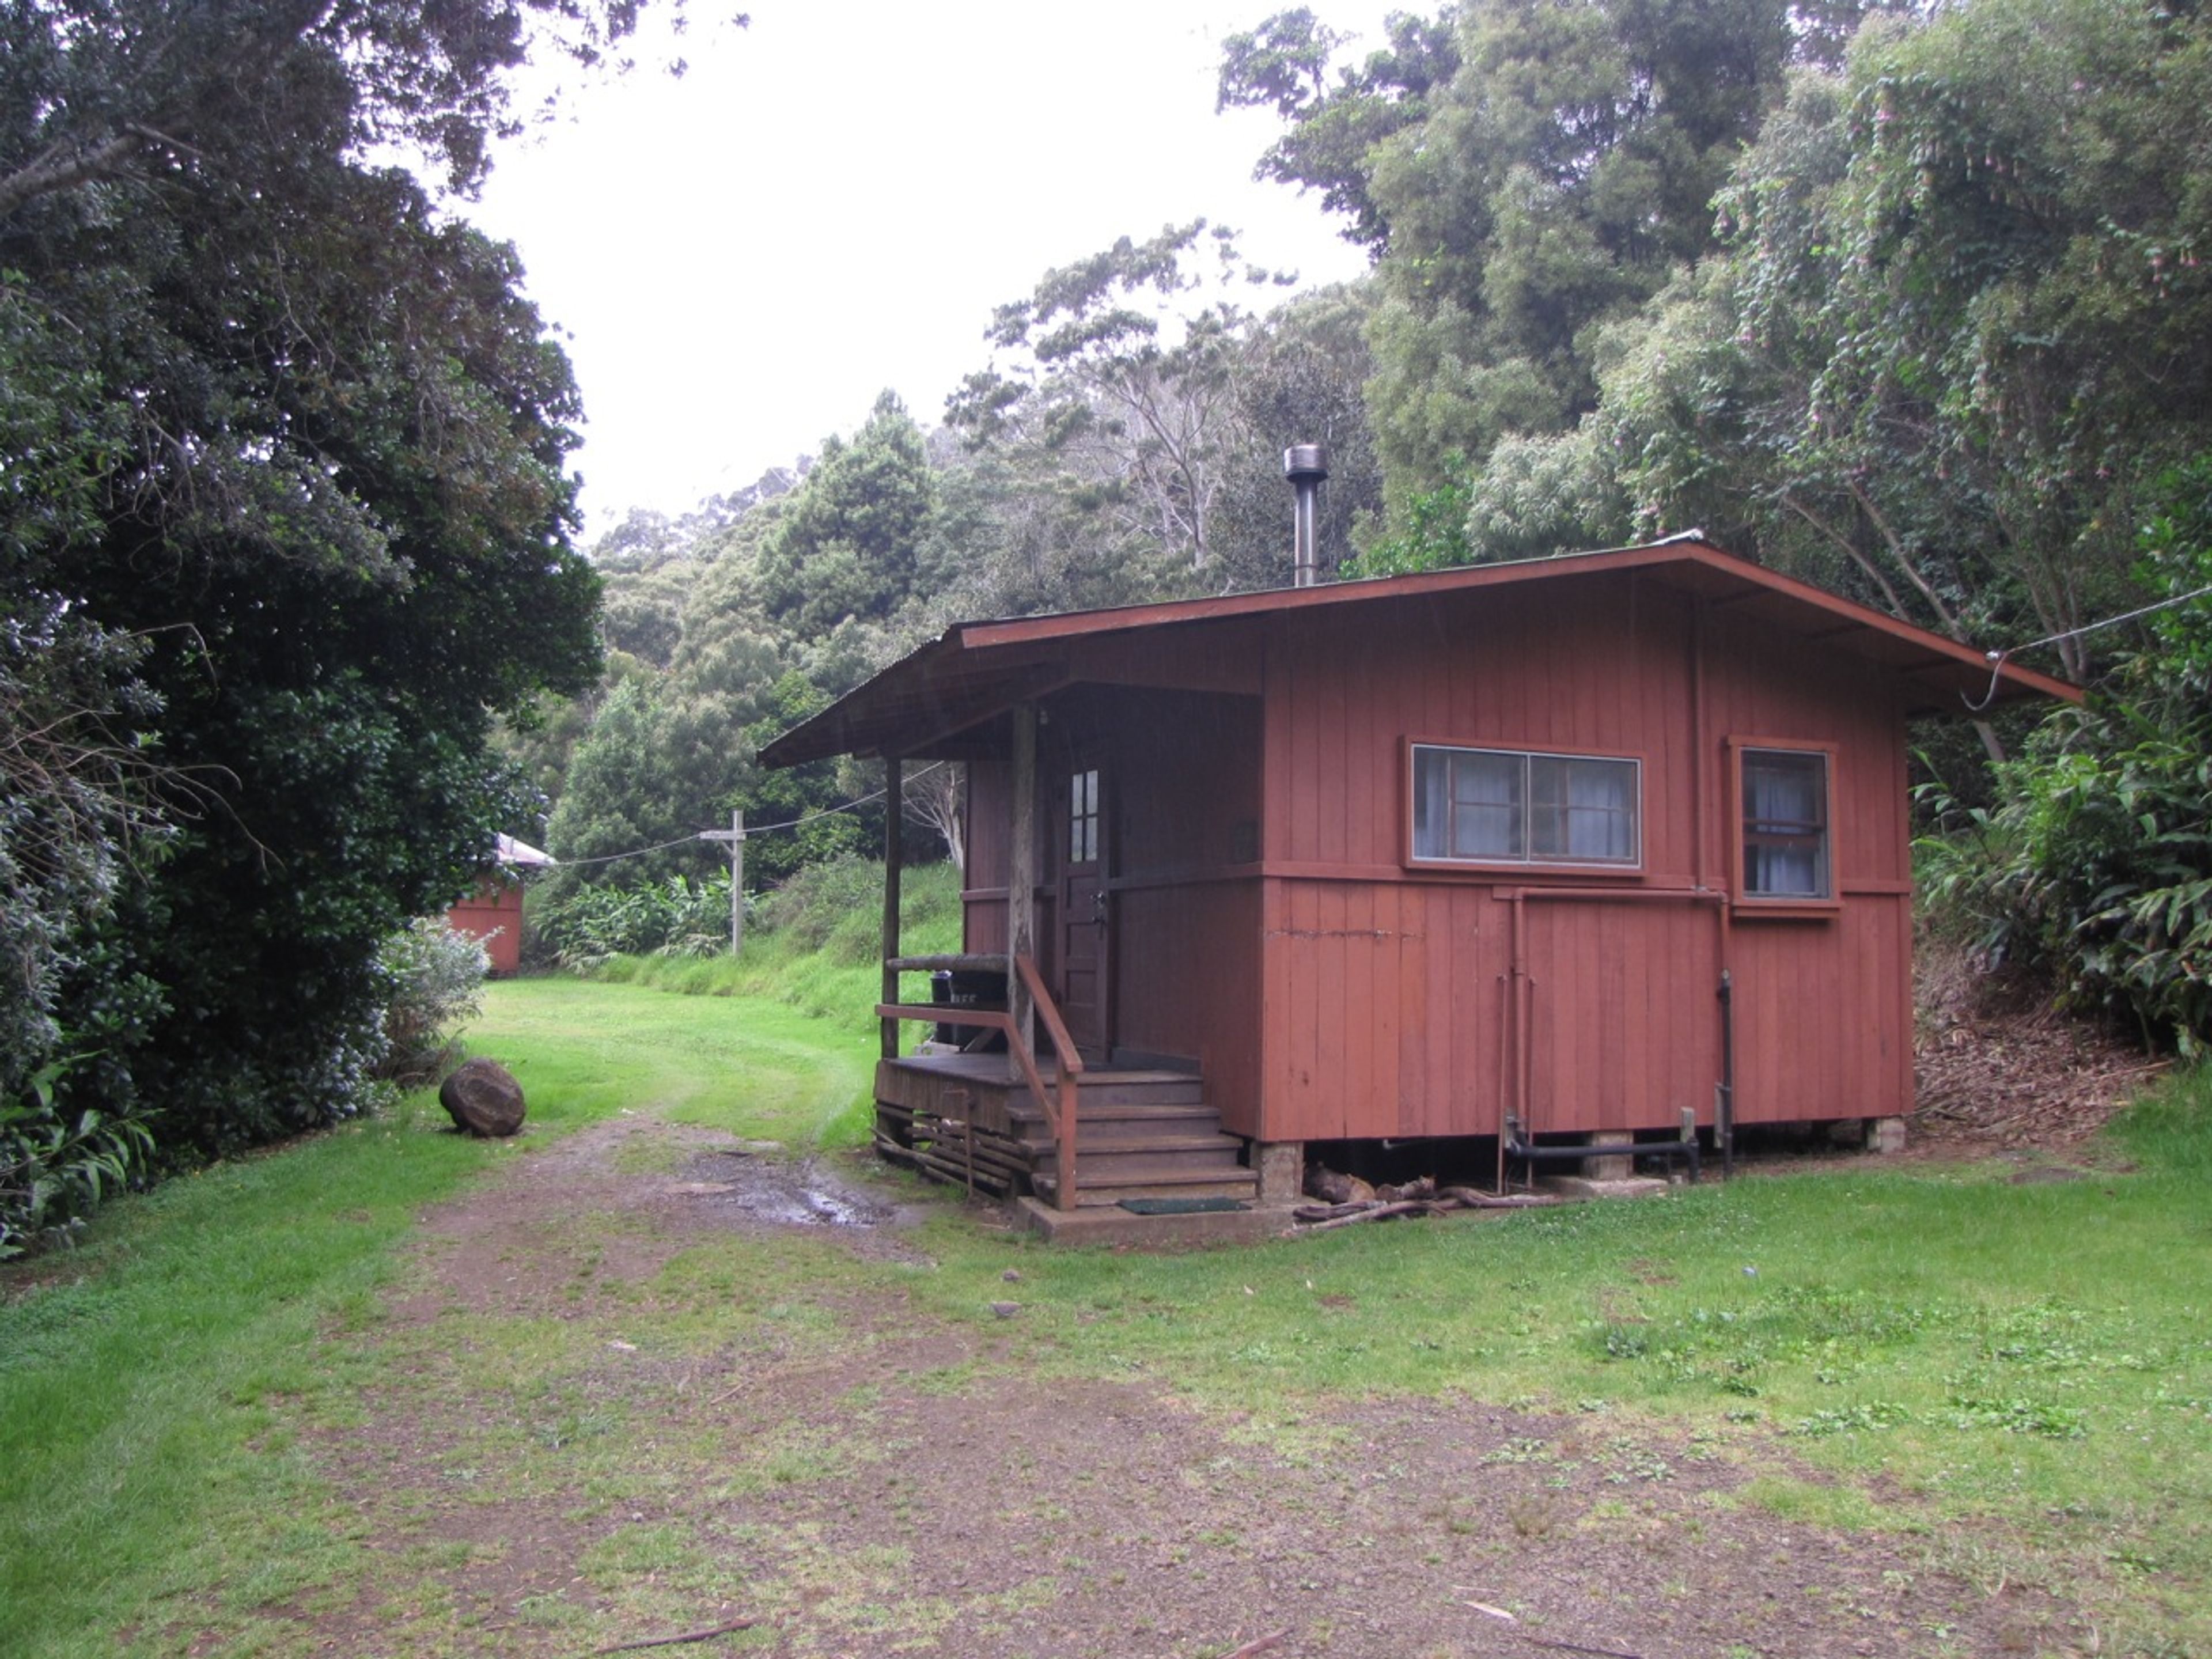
[1012,954,1082,1210]
[1013,955,1085,1080]
[874,955,1085,1210]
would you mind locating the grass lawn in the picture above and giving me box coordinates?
[3,971,2210,1655]
[0,979,872,1658]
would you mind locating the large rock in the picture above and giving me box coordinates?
[440,1057,526,1137]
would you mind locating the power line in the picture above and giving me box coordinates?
[543,762,947,869]
[2006,582,2212,657]
[549,832,706,869]
[1965,582,2212,711]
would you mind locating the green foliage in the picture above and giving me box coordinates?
[1918,460,2212,1048]
[1340,463,1477,575]
[0,597,166,1086]
[529,870,745,969]
[581,860,964,1031]
[1217,7,1462,253]
[739,673,876,885]
[0,1053,154,1259]
[751,854,897,964]
[754,392,937,638]
[1597,0,2212,665]
[0,0,627,1172]
[1340,0,1861,506]
[1205,283,1387,588]
[370,919,489,1088]
[947,221,1302,581]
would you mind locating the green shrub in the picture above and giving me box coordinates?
[753,854,892,963]
[1917,458,2212,1052]
[528,871,747,969]
[372,919,488,1087]
[0,1054,154,1259]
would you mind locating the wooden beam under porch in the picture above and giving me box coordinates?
[870,1052,1257,1209]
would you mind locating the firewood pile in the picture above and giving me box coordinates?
[1296,1169,1557,1229]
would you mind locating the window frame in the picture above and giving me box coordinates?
[1726,737,1840,917]
[1403,738,1645,874]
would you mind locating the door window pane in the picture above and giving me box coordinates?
[1069,768,1099,864]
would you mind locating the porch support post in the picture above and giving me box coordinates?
[1006,704,1038,1078]
[881,755,903,1061]
[1254,1141,1304,1205]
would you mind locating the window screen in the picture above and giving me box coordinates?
[1412,746,1638,867]
[1741,749,1830,898]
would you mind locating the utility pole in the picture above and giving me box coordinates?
[695,809,746,955]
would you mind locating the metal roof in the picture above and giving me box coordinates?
[760,538,2080,766]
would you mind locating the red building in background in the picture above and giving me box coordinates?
[443,834,552,977]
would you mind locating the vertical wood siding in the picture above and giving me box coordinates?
[1255,574,1912,1142]
[956,567,1918,1146]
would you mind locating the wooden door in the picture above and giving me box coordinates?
[1057,759,1110,1059]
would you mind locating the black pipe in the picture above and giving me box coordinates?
[1503,1115,1700,1184]
[1717,969,1735,1180]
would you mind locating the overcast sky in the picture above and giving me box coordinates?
[467,1,1397,532]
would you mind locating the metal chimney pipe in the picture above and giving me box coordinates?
[1283,444,1329,588]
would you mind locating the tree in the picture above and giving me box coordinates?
[0,0,638,1158]
[1602,0,2212,681]
[1206,283,1387,586]
[1922,456,2212,1050]
[948,222,1291,577]
[754,392,937,637]
[1226,0,1888,513]
[1217,7,1462,254]
[904,760,965,872]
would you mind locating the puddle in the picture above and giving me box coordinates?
[669,1150,897,1228]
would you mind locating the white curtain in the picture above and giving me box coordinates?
[1563,761,1634,861]
[1745,755,1824,895]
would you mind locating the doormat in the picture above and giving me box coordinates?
[1117,1197,1251,1215]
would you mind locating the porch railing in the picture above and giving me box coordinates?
[876,952,1085,1210]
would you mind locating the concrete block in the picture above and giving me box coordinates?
[1576,1135,1634,1181]
[1254,1141,1304,1205]
[1866,1115,1907,1155]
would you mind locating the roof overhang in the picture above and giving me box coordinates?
[760,537,2080,767]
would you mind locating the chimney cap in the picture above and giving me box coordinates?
[1283,444,1330,482]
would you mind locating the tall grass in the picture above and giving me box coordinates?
[586,859,963,1031]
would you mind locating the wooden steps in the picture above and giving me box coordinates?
[872,1056,1257,1209]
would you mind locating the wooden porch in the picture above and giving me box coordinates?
[869,705,1268,1214]
[870,1051,1259,1209]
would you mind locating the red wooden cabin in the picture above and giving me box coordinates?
[442,834,552,978]
[762,538,2074,1210]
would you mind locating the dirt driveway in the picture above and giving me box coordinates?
[296,1113,2078,1658]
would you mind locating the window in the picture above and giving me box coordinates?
[1068,768,1099,864]
[1739,748,1830,899]
[1410,745,1639,868]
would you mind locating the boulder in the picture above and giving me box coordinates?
[440,1057,526,1137]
